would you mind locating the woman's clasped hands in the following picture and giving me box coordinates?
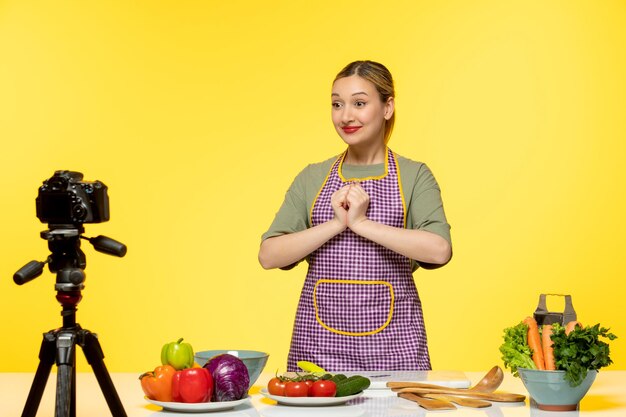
[331,182,370,232]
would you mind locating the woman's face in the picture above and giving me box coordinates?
[331,75,394,148]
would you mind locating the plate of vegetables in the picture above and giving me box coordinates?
[146,396,250,412]
[260,389,363,406]
[261,370,370,406]
[141,338,253,412]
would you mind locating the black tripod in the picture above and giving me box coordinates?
[14,227,128,417]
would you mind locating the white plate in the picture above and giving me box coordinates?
[145,396,249,412]
[260,388,363,406]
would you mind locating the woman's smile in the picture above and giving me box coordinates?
[341,125,362,134]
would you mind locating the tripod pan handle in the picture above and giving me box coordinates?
[14,260,46,285]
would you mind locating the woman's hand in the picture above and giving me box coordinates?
[339,182,451,265]
[331,184,351,228]
[332,183,371,230]
[345,182,370,229]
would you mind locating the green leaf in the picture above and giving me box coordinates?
[551,322,617,386]
[500,322,536,377]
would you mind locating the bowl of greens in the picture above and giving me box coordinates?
[500,318,616,411]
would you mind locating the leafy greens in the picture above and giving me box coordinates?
[500,321,536,377]
[551,323,617,386]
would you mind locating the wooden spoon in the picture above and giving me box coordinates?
[424,394,492,408]
[398,392,456,410]
[395,387,525,403]
[470,365,504,393]
[387,365,504,393]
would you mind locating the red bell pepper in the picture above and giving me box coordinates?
[172,368,214,403]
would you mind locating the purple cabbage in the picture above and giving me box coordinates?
[203,353,249,401]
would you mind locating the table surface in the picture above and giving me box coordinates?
[1,370,625,417]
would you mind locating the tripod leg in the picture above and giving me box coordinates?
[55,331,76,417]
[56,364,73,417]
[21,332,56,417]
[81,330,128,417]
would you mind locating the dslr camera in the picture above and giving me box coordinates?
[36,170,109,225]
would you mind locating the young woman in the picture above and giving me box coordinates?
[259,61,452,371]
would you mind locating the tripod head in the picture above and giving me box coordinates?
[13,225,127,291]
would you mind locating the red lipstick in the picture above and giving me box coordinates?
[342,126,362,134]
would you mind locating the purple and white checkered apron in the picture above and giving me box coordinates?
[286,148,431,371]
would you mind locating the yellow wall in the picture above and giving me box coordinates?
[1,1,624,374]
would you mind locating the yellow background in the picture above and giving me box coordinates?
[1,1,624,374]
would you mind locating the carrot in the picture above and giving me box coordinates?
[565,320,583,336]
[542,324,556,370]
[523,316,545,370]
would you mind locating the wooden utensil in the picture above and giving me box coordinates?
[395,387,525,403]
[470,366,504,392]
[423,394,492,408]
[387,365,504,393]
[398,392,456,410]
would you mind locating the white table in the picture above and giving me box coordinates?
[1,371,625,416]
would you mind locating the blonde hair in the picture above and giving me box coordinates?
[334,61,395,143]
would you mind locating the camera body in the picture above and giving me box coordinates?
[36,170,109,225]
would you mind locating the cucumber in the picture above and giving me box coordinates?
[335,375,371,397]
[329,373,347,384]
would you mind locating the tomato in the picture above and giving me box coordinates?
[310,380,337,397]
[284,381,309,397]
[267,377,286,396]
[303,380,314,395]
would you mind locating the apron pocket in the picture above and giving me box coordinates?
[313,279,394,336]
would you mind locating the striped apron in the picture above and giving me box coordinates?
[286,148,431,371]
